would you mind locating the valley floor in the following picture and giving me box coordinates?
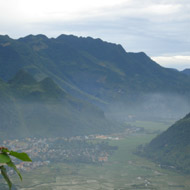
[2,120,190,190]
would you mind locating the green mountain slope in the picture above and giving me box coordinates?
[0,34,190,118]
[0,71,122,139]
[139,113,190,173]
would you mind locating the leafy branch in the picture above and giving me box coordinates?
[0,147,32,190]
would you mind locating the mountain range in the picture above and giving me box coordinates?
[1,34,190,119]
[1,35,190,100]
[0,34,190,138]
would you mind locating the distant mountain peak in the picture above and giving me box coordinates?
[184,112,190,119]
[181,69,190,76]
[39,77,67,97]
[0,34,12,44]
[19,34,48,41]
[0,34,11,40]
[8,70,37,85]
[56,33,126,53]
[40,77,59,89]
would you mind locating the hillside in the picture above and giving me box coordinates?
[182,69,190,76]
[139,113,190,173]
[0,70,122,139]
[0,34,190,119]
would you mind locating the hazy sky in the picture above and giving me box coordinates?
[0,0,190,70]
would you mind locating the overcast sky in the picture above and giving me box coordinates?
[0,0,190,70]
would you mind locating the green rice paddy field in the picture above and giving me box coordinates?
[4,121,190,190]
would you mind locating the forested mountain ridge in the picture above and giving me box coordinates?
[0,34,190,121]
[0,70,122,139]
[139,113,190,173]
[1,34,190,105]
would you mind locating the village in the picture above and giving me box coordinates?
[2,134,120,174]
[1,125,143,175]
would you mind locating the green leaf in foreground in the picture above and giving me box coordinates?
[7,160,22,181]
[9,151,32,162]
[0,148,32,189]
[0,165,12,190]
[0,153,11,163]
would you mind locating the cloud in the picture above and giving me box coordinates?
[0,0,188,28]
[152,55,190,70]
[0,0,128,23]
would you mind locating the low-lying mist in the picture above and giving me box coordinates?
[105,93,190,122]
[0,99,125,140]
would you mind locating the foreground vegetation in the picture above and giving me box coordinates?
[0,147,32,190]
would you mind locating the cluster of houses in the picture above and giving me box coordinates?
[2,135,119,173]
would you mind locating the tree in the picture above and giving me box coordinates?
[0,147,32,190]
